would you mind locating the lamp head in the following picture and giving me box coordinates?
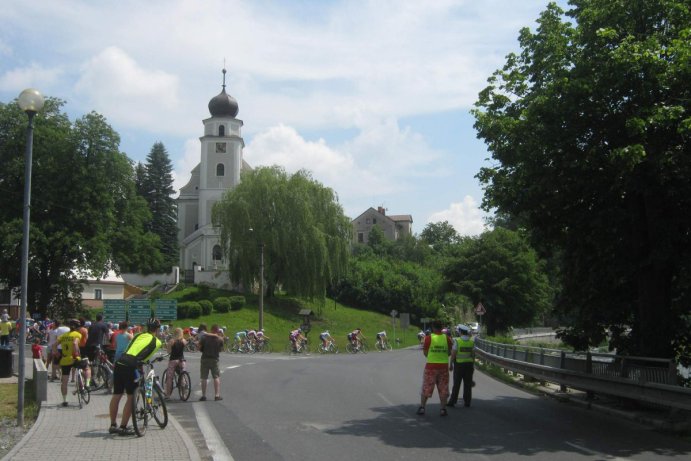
[18,88,45,114]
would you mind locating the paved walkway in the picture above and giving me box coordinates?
[2,357,200,461]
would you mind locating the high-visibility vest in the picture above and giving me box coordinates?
[427,334,449,364]
[455,336,474,363]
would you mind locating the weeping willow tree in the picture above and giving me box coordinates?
[212,166,351,301]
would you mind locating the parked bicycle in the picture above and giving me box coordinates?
[73,358,90,408]
[131,355,168,437]
[90,345,114,392]
[161,358,191,401]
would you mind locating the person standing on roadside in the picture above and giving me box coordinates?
[417,320,453,417]
[84,313,109,387]
[164,327,187,399]
[448,324,475,408]
[0,314,12,348]
[109,318,162,436]
[47,320,70,380]
[198,324,223,401]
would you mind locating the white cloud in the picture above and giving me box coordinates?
[0,63,62,93]
[74,46,181,132]
[428,196,488,236]
[172,138,203,194]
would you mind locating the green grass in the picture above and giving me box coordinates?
[161,289,422,348]
[0,381,39,425]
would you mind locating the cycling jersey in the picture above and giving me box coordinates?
[58,331,82,366]
[247,330,257,338]
[117,332,162,367]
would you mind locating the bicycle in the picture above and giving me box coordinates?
[318,339,339,354]
[161,359,191,401]
[285,338,309,354]
[375,338,393,352]
[131,355,168,437]
[73,358,90,408]
[255,339,272,353]
[346,339,368,354]
[90,345,114,392]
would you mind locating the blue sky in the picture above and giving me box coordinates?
[0,0,560,236]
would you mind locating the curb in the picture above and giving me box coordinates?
[170,409,202,461]
[1,400,46,461]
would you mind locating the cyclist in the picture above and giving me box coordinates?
[164,327,187,399]
[234,329,248,349]
[289,328,305,352]
[417,330,426,345]
[53,319,82,407]
[247,329,258,349]
[376,330,388,349]
[109,318,162,436]
[319,330,334,350]
[348,328,366,351]
[84,313,109,387]
[256,329,270,347]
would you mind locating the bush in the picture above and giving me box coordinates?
[214,297,231,313]
[229,296,246,311]
[177,302,196,319]
[198,300,213,316]
[187,302,202,319]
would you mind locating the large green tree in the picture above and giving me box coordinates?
[443,228,551,336]
[472,1,690,356]
[0,97,162,317]
[138,142,178,271]
[212,166,351,300]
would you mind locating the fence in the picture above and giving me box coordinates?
[475,337,691,411]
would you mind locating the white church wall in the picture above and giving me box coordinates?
[121,267,179,287]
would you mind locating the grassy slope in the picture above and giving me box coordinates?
[161,287,422,348]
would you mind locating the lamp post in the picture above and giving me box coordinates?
[16,88,44,427]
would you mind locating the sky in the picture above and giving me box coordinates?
[0,0,560,237]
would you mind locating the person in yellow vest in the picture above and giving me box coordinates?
[108,318,162,436]
[53,319,82,407]
[417,320,453,416]
[448,324,475,408]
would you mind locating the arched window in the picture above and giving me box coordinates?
[212,245,222,261]
[216,163,225,176]
[219,125,225,136]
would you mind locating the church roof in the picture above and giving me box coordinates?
[208,68,238,118]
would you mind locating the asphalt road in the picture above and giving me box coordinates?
[163,347,691,461]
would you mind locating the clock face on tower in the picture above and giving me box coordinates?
[215,142,226,153]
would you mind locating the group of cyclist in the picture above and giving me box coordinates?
[287,327,392,353]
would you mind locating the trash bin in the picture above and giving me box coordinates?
[0,347,13,378]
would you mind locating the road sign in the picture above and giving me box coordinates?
[154,299,177,321]
[128,299,152,326]
[399,313,410,330]
[390,309,398,318]
[103,299,127,323]
[475,302,486,316]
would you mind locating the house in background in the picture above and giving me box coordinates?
[80,271,143,309]
[352,207,413,244]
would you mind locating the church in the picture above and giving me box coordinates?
[177,70,251,285]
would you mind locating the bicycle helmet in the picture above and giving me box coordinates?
[68,318,80,329]
[147,318,161,329]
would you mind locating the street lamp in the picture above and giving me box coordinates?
[16,88,44,427]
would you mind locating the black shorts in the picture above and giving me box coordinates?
[61,364,74,375]
[83,345,98,362]
[113,363,138,395]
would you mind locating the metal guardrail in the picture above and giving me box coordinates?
[475,337,691,411]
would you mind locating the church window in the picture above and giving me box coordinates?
[94,289,102,300]
[216,163,225,176]
[219,125,225,136]
[212,245,222,261]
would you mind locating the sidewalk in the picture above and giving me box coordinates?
[2,357,200,461]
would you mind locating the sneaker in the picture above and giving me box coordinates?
[199,396,207,401]
[108,425,119,434]
[118,426,135,436]
[61,402,68,407]
[214,396,223,401]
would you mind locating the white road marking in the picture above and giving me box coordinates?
[194,402,235,461]
[225,365,241,370]
[565,441,628,460]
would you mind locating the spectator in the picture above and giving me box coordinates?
[198,324,224,401]
[417,320,453,417]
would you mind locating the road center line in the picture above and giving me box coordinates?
[565,441,628,460]
[194,402,234,461]
[226,365,241,370]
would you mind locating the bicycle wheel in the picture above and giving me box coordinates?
[151,384,168,429]
[76,372,84,409]
[361,343,368,353]
[386,343,393,351]
[375,342,384,352]
[329,343,339,354]
[284,342,294,354]
[345,343,355,354]
[91,364,109,391]
[301,342,310,354]
[178,371,191,401]
[161,369,171,394]
[80,377,91,404]
[132,387,148,437]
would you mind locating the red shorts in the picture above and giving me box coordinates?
[421,367,449,399]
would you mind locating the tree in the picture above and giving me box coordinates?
[443,228,551,336]
[420,221,460,251]
[472,1,691,356]
[139,142,178,271]
[212,166,351,300]
[0,97,163,317]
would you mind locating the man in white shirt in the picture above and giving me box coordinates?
[47,320,70,380]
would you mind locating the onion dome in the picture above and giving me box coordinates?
[208,68,238,118]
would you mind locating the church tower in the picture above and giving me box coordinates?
[177,69,249,283]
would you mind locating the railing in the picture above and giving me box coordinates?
[474,337,691,411]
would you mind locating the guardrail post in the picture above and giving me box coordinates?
[540,348,545,365]
[668,360,678,386]
[512,345,516,360]
[559,351,567,392]
[586,352,594,400]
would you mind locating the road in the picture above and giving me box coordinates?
[164,346,691,461]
